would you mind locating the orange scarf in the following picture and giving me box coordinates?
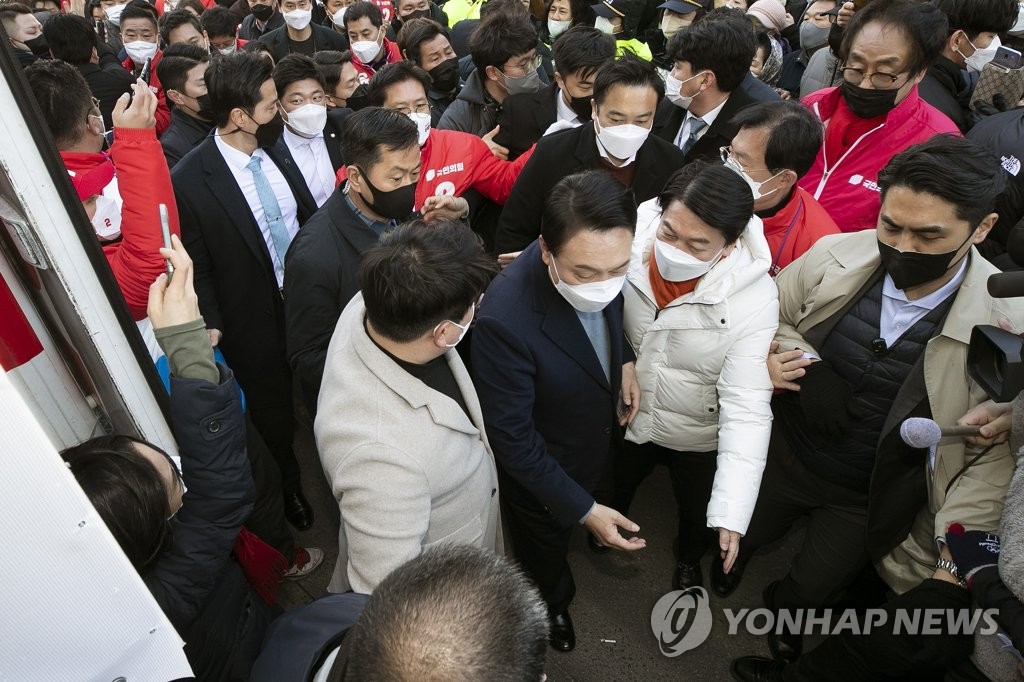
[648,249,699,309]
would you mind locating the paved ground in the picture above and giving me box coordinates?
[280,415,806,680]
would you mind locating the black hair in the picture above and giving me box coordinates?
[592,52,664,106]
[341,545,549,682]
[878,134,1007,228]
[666,8,755,93]
[552,25,615,81]
[159,8,202,44]
[542,170,638,254]
[360,221,498,343]
[658,161,753,244]
[468,9,538,73]
[205,51,274,127]
[367,60,431,105]
[273,53,326,98]
[343,0,383,30]
[313,49,354,92]
[396,16,447,64]
[0,2,32,28]
[730,100,823,177]
[120,0,159,30]
[201,4,238,39]
[25,59,93,149]
[42,12,97,64]
[839,0,948,78]
[341,106,419,173]
[242,38,275,64]
[62,435,182,574]
[157,43,210,95]
[929,0,1017,40]
[178,0,207,15]
[479,0,531,20]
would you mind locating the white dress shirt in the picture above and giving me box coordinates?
[214,133,300,287]
[880,254,969,347]
[674,96,728,149]
[283,126,336,208]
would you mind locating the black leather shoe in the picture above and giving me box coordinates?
[587,533,610,554]
[767,629,802,663]
[283,489,314,530]
[549,611,576,651]
[672,561,704,591]
[711,554,744,598]
[730,656,785,681]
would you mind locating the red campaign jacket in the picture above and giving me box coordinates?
[351,39,403,84]
[763,185,840,275]
[61,127,181,320]
[415,129,533,209]
[797,86,960,233]
[121,50,171,136]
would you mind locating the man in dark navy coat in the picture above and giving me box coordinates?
[472,170,646,653]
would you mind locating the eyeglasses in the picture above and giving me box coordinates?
[503,54,542,75]
[719,146,770,174]
[839,65,907,89]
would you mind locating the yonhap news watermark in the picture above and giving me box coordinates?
[651,587,1000,657]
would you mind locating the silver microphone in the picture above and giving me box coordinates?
[899,417,982,449]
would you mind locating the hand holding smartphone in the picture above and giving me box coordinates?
[160,204,174,281]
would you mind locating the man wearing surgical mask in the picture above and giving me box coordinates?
[494,54,686,255]
[343,1,402,82]
[240,0,285,40]
[118,2,171,134]
[918,0,1018,133]
[396,17,462,125]
[257,0,348,61]
[777,0,836,99]
[269,54,347,208]
[473,171,646,653]
[0,2,48,67]
[158,43,215,168]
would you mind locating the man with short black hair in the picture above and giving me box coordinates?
[723,100,839,276]
[159,8,207,48]
[284,107,423,414]
[172,51,319,533]
[0,2,47,66]
[313,49,360,109]
[240,0,285,41]
[494,53,687,255]
[314,219,501,594]
[204,5,248,54]
[396,17,461,125]
[43,12,135,129]
[259,0,348,60]
[343,1,402,82]
[118,1,171,133]
[494,25,616,161]
[654,9,757,163]
[437,9,539,136]
[157,43,214,168]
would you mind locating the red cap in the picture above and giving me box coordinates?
[67,161,115,201]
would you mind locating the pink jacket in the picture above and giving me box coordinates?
[798,86,960,233]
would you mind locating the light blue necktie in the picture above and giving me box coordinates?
[245,154,292,267]
[680,116,707,155]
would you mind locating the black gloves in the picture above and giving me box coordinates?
[799,360,854,439]
[946,523,1001,587]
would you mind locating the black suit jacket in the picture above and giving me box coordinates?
[471,240,629,525]
[494,83,559,161]
[239,11,285,41]
[78,61,136,130]
[652,86,757,165]
[266,108,349,209]
[171,137,316,401]
[161,107,214,169]
[283,189,379,413]
[257,23,348,63]
[493,122,687,254]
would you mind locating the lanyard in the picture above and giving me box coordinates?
[770,197,804,276]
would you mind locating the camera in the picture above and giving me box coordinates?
[968,268,1024,401]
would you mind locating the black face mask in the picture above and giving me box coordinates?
[355,166,416,220]
[877,232,973,291]
[246,110,284,148]
[24,34,49,57]
[250,2,275,21]
[346,84,371,111]
[195,93,214,120]
[428,56,460,93]
[568,94,593,121]
[401,8,431,22]
[840,80,900,120]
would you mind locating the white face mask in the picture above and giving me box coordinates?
[548,18,571,38]
[594,15,616,34]
[351,29,383,63]
[550,258,625,313]
[723,156,782,202]
[964,35,1000,73]
[91,193,123,241]
[218,41,238,55]
[283,8,312,29]
[435,318,469,347]
[408,111,431,145]
[331,6,347,26]
[105,3,125,25]
[660,12,690,39]
[653,237,722,282]
[285,102,327,137]
[665,70,704,110]
[593,118,650,161]
[124,40,158,66]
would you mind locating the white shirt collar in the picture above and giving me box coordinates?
[283,126,324,147]
[685,96,728,132]
[882,251,970,308]
[214,131,264,170]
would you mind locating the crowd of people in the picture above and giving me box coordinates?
[7,0,1024,677]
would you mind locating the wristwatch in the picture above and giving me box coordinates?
[935,558,966,586]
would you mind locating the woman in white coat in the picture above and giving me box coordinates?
[613,161,779,594]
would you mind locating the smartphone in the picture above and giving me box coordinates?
[992,45,1022,72]
[139,57,153,85]
[95,19,106,44]
[159,204,174,280]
